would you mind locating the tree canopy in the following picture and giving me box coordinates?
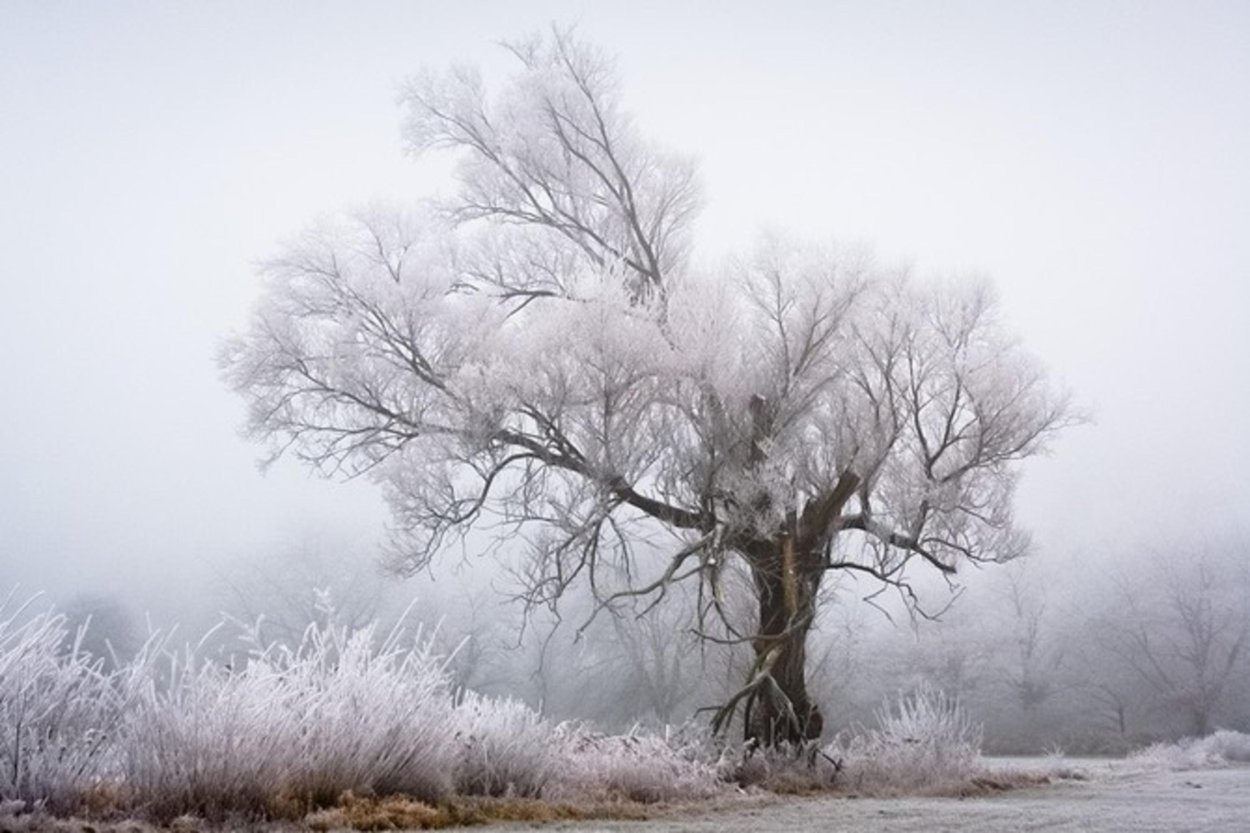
[223,30,1074,745]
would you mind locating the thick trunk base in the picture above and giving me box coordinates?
[743,535,825,747]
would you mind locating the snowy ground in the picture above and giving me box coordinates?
[503,762,1250,833]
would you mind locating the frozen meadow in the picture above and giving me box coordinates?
[3,595,1248,829]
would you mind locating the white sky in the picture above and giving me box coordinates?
[2,1,1247,619]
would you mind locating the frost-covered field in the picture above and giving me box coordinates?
[516,763,1250,833]
[5,595,1249,831]
[0,597,723,820]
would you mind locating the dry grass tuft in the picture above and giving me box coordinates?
[450,797,583,824]
[948,773,1051,797]
[756,769,837,796]
[75,783,128,820]
[305,792,443,831]
[301,791,660,831]
[467,796,655,823]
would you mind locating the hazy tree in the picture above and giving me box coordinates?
[601,599,707,725]
[60,593,139,672]
[222,30,1073,745]
[1097,544,1249,737]
[533,592,712,727]
[903,605,993,704]
[218,535,392,648]
[804,591,873,730]
[434,583,517,699]
[1085,679,1139,744]
[992,564,1065,716]
[218,535,513,698]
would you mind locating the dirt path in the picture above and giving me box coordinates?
[501,765,1250,833]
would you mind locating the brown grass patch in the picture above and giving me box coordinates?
[75,783,128,820]
[895,770,1056,799]
[752,770,838,796]
[302,791,661,830]
[773,766,1060,801]
[952,775,1043,796]
[306,793,443,831]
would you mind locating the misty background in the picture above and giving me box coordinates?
[2,1,1248,751]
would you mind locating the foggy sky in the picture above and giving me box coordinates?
[2,1,1247,622]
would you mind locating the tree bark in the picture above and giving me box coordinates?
[743,534,825,746]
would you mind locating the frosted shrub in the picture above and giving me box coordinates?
[283,623,458,803]
[831,686,983,793]
[1130,730,1250,770]
[0,597,130,812]
[552,726,723,803]
[453,694,560,797]
[1203,730,1250,762]
[124,616,459,819]
[2,596,747,820]
[122,641,290,817]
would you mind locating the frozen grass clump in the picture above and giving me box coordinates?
[123,616,459,820]
[1203,730,1250,762]
[0,595,952,819]
[121,641,289,818]
[830,685,984,793]
[1130,730,1250,771]
[0,594,736,820]
[453,693,561,797]
[551,726,723,803]
[282,622,459,804]
[0,596,132,813]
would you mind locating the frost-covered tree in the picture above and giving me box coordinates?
[222,30,1073,746]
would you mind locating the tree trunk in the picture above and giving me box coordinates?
[744,534,825,746]
[1191,707,1211,737]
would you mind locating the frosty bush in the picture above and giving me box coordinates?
[830,685,984,793]
[123,616,459,819]
[1129,730,1250,771]
[551,726,723,803]
[0,596,132,813]
[1203,730,1250,762]
[0,596,741,821]
[453,693,561,797]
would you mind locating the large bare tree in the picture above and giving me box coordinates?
[222,31,1073,746]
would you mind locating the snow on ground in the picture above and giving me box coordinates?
[505,762,1250,833]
